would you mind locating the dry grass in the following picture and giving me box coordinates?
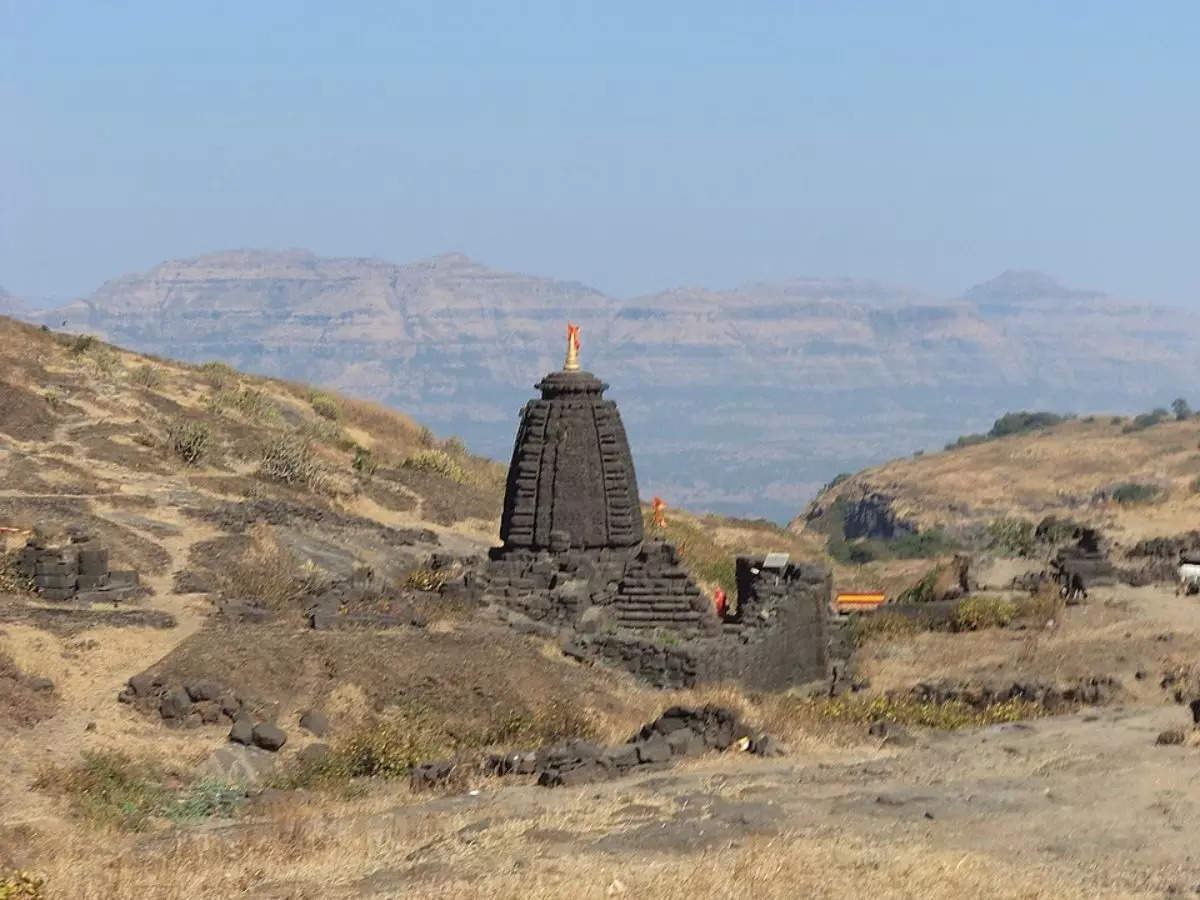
[6,784,1116,900]
[799,416,1200,546]
[215,529,316,611]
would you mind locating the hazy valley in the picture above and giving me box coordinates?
[15,251,1200,523]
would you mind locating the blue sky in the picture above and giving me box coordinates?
[2,1,1197,304]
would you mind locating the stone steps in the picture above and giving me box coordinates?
[614,609,701,623]
[614,601,699,614]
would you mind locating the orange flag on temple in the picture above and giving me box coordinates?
[567,322,580,352]
[652,496,667,528]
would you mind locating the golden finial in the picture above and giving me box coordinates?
[564,322,581,371]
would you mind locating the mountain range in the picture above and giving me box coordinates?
[15,250,1200,522]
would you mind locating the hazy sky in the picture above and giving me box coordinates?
[2,1,1197,305]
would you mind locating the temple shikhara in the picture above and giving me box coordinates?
[460,324,838,691]
[498,323,643,553]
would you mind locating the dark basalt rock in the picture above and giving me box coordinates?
[499,369,642,552]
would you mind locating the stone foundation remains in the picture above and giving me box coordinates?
[15,530,140,604]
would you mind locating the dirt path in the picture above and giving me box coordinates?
[0,503,223,830]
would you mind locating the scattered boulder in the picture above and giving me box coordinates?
[229,716,254,746]
[252,722,287,752]
[184,680,220,703]
[299,709,329,737]
[196,744,276,789]
[410,760,453,791]
[1157,729,1186,746]
[159,686,192,723]
[297,743,332,768]
[26,676,54,693]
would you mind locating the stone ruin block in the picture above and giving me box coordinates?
[15,531,133,605]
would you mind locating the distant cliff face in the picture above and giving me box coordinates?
[27,253,1200,522]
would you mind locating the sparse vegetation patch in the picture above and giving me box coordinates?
[166,419,211,465]
[786,694,1045,731]
[309,391,340,421]
[259,436,325,491]
[401,448,469,484]
[33,751,244,832]
[1108,482,1161,505]
[953,595,1017,631]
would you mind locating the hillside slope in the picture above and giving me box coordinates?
[24,251,1200,520]
[793,414,1200,549]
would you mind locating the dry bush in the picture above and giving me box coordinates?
[208,386,278,422]
[308,391,340,421]
[404,566,450,592]
[166,420,211,465]
[1017,582,1065,628]
[258,436,326,491]
[402,449,469,484]
[217,534,313,610]
[0,870,45,900]
[779,693,1045,731]
[952,594,1018,631]
[128,364,162,389]
[198,360,237,389]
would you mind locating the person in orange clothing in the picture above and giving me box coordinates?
[714,587,727,619]
[652,496,667,528]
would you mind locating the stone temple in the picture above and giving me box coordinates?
[463,324,838,691]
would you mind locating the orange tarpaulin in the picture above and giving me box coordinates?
[835,592,886,612]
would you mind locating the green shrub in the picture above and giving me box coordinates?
[1110,482,1160,505]
[401,449,469,484]
[34,751,168,831]
[1123,409,1170,433]
[33,752,243,831]
[890,529,957,559]
[953,595,1017,631]
[260,437,324,490]
[828,529,955,565]
[167,420,211,465]
[309,391,341,421]
[164,779,245,823]
[988,411,1068,439]
[1190,477,1200,495]
[1110,416,1124,425]
[352,444,377,475]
